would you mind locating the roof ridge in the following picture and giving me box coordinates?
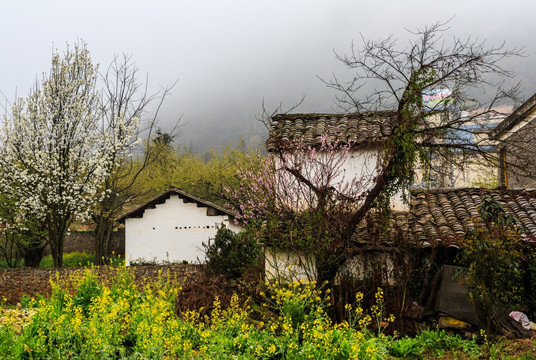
[272,110,397,120]
[493,93,536,137]
[117,187,236,222]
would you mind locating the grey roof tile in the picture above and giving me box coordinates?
[408,187,536,246]
[267,111,397,151]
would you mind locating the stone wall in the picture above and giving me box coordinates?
[0,264,204,305]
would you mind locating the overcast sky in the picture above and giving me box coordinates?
[2,1,536,152]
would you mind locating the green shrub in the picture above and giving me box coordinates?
[389,329,481,359]
[39,251,95,267]
[1,252,124,268]
[204,225,262,279]
[458,196,525,332]
[72,270,103,316]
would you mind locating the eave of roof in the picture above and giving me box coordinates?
[116,187,236,223]
[493,93,536,138]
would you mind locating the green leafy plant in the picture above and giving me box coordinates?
[3,269,536,359]
[458,196,525,333]
[389,336,423,359]
[38,252,123,268]
[204,225,262,279]
[72,270,102,316]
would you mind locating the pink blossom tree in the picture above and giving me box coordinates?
[226,134,370,282]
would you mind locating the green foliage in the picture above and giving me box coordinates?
[261,280,328,332]
[71,271,103,316]
[204,226,261,279]
[40,252,122,268]
[389,337,422,359]
[39,252,95,268]
[524,244,536,318]
[2,269,534,359]
[0,268,393,359]
[383,67,437,202]
[415,328,479,355]
[391,328,482,358]
[129,141,263,209]
[459,196,525,332]
[0,252,122,268]
[0,193,47,268]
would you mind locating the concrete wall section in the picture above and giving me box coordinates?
[265,247,399,286]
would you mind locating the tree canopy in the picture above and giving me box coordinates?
[0,42,138,267]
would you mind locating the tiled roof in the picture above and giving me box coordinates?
[267,111,397,152]
[351,211,409,245]
[117,187,236,223]
[409,187,536,247]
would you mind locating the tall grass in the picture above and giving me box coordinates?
[0,252,122,268]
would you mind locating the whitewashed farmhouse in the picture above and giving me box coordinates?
[265,111,402,281]
[118,187,242,265]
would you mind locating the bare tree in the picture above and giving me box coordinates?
[93,54,181,265]
[329,20,521,229]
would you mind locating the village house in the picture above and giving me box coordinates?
[264,109,534,282]
[265,111,404,281]
[118,187,242,265]
[267,111,406,210]
[411,105,513,189]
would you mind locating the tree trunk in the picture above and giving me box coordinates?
[94,215,114,265]
[21,243,46,267]
[1,233,23,268]
[48,215,67,268]
[315,249,347,286]
[50,233,65,268]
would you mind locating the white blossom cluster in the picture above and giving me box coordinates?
[0,43,138,227]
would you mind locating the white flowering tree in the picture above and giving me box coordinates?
[0,42,137,267]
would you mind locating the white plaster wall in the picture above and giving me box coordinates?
[276,148,407,211]
[125,195,242,265]
[264,248,398,285]
[345,150,407,210]
[264,249,316,282]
